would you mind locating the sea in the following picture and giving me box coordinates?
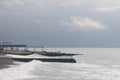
[1,48,120,80]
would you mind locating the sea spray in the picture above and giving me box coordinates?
[31,62,120,80]
[1,48,120,80]
[0,60,42,80]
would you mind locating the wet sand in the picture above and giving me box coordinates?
[0,53,14,69]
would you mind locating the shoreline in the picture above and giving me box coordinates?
[0,54,14,69]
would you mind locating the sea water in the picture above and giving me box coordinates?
[1,48,120,80]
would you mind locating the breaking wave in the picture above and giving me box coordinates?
[0,60,42,80]
[0,60,120,80]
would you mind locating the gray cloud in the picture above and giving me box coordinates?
[0,0,120,47]
[60,16,106,30]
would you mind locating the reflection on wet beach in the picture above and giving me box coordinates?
[0,55,14,69]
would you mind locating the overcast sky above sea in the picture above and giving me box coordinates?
[0,0,120,47]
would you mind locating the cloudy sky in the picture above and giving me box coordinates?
[0,0,120,47]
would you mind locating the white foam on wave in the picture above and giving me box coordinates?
[1,60,120,80]
[5,54,43,58]
[5,54,52,59]
[72,63,120,80]
[0,60,42,80]
[44,63,120,80]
